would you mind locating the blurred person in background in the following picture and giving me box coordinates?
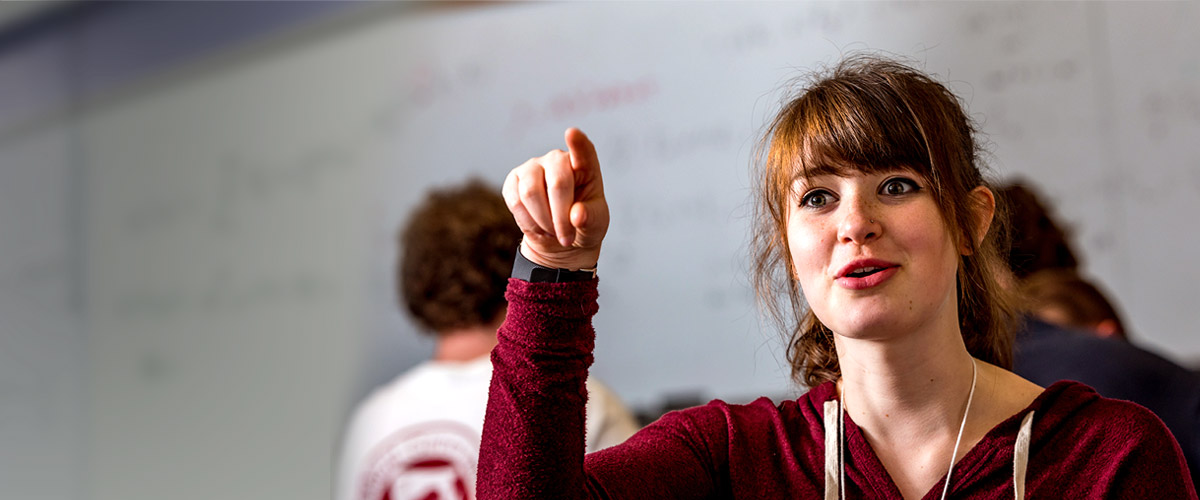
[1020,268,1126,340]
[1000,181,1200,487]
[1000,182,1078,279]
[336,179,638,500]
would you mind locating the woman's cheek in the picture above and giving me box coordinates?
[787,224,826,286]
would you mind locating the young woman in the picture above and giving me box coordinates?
[478,56,1196,499]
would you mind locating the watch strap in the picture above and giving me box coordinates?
[512,248,597,283]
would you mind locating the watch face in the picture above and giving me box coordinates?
[530,266,560,283]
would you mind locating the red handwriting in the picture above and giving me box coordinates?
[508,77,660,135]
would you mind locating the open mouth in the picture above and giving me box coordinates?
[845,266,887,278]
[836,260,899,289]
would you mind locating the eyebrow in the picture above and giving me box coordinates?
[791,162,924,181]
[790,163,849,183]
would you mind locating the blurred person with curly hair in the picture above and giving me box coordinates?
[337,179,637,500]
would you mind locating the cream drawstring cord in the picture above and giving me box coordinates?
[822,359,1035,499]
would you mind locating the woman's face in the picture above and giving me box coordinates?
[786,167,964,341]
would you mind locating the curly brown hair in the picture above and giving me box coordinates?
[398,179,521,335]
[751,54,1020,387]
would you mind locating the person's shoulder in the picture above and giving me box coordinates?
[352,358,492,417]
[1018,319,1109,351]
[1026,382,1197,497]
[1036,381,1174,442]
[390,357,489,388]
[581,376,639,448]
[583,376,636,417]
[582,376,635,413]
[1080,390,1164,427]
[1084,336,1196,374]
[583,375,619,400]
[1017,321,1199,384]
[345,365,424,425]
[1116,342,1200,382]
[1021,319,1191,372]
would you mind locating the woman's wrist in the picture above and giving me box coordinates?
[513,242,597,283]
[518,240,600,273]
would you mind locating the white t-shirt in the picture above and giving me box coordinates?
[336,356,639,500]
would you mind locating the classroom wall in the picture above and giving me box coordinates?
[1,2,1197,499]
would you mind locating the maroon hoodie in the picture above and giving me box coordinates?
[479,279,1196,499]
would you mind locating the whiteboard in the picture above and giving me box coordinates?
[70,2,1200,499]
[0,123,82,500]
[350,1,1200,404]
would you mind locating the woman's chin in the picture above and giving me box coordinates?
[827,314,914,341]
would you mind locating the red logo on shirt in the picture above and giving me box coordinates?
[359,421,479,500]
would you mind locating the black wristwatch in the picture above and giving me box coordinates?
[512,248,597,283]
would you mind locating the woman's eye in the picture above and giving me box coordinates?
[801,190,835,208]
[881,177,920,196]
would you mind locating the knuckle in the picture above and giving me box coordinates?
[546,173,568,190]
[546,163,572,186]
[515,162,537,178]
[518,181,541,198]
[502,181,520,203]
[544,149,568,164]
[515,160,537,176]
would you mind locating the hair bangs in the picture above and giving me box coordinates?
[790,82,933,183]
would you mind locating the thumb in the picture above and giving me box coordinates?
[570,198,608,249]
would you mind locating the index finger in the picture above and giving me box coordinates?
[565,128,601,180]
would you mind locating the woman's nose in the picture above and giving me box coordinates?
[837,200,881,244]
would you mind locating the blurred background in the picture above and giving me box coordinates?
[1,2,1197,499]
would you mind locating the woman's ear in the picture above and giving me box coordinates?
[963,186,996,255]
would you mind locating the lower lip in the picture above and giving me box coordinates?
[836,267,899,290]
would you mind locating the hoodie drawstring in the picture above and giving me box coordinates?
[1013,411,1035,498]
[823,402,1036,499]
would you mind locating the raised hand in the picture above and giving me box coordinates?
[502,128,609,271]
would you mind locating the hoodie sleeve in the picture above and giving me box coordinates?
[476,279,729,500]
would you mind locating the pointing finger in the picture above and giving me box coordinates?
[565,128,601,183]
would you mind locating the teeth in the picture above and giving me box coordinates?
[844,266,884,278]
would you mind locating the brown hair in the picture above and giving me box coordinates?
[398,179,521,335]
[751,55,1020,387]
[1021,269,1126,339]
